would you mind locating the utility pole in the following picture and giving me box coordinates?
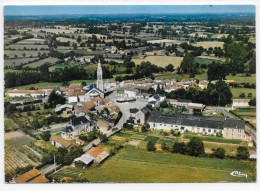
[54,153,56,172]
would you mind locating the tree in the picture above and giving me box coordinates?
[147,141,156,151]
[165,64,174,72]
[31,120,41,129]
[141,123,150,132]
[236,146,249,160]
[40,131,51,141]
[239,93,245,98]
[77,36,82,43]
[180,53,195,74]
[186,137,205,157]
[249,53,256,73]
[160,100,168,108]
[207,62,227,81]
[48,90,66,108]
[161,142,168,151]
[213,147,225,159]
[171,142,186,154]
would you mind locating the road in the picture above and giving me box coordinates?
[83,91,148,152]
[207,106,256,142]
[40,163,59,174]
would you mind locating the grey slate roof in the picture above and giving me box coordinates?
[72,116,90,126]
[147,115,245,130]
[62,126,74,133]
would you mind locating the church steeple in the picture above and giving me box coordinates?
[96,59,104,91]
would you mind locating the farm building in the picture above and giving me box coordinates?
[72,154,94,168]
[6,90,45,98]
[86,147,109,164]
[232,99,250,108]
[50,135,77,149]
[147,114,250,141]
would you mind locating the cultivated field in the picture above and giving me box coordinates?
[81,149,256,182]
[56,37,77,43]
[226,73,256,84]
[132,56,183,68]
[5,132,44,176]
[192,41,224,49]
[147,39,184,45]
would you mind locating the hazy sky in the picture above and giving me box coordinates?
[4,5,255,16]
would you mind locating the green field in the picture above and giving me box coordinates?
[6,44,49,50]
[232,108,256,129]
[226,73,256,84]
[4,58,38,67]
[132,56,183,68]
[81,149,255,182]
[144,136,160,144]
[5,50,49,58]
[183,134,242,144]
[231,88,256,99]
[24,57,60,68]
[194,57,216,65]
[4,118,18,131]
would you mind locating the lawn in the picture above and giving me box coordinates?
[194,57,219,65]
[154,71,208,81]
[231,88,256,99]
[132,56,183,68]
[144,136,160,144]
[81,149,256,182]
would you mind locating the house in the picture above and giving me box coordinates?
[72,154,94,168]
[76,138,86,145]
[199,80,209,89]
[232,99,250,108]
[117,87,137,98]
[97,120,110,129]
[147,114,248,140]
[104,80,117,90]
[50,135,76,149]
[6,90,45,98]
[187,103,206,113]
[61,116,93,139]
[86,147,109,163]
[74,101,96,116]
[12,169,41,183]
[130,108,139,118]
[165,85,178,93]
[55,104,74,115]
[68,90,85,103]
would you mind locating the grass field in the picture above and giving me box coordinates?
[81,149,256,182]
[226,73,256,84]
[183,134,242,144]
[231,88,256,99]
[4,58,38,67]
[192,41,224,49]
[24,57,60,68]
[6,44,49,50]
[4,118,18,131]
[154,71,208,81]
[194,57,219,65]
[16,38,46,45]
[132,56,183,68]
[5,50,49,58]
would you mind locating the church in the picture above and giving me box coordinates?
[84,59,105,99]
[67,60,105,103]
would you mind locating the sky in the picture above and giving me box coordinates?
[4,5,255,16]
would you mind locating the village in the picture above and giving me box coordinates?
[3,7,256,183]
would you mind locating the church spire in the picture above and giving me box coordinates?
[96,59,104,91]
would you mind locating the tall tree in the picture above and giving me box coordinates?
[180,53,195,74]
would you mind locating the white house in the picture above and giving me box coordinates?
[232,99,250,108]
[6,90,45,98]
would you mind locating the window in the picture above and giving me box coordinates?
[153,123,155,127]
[208,129,211,133]
[226,133,229,137]
[214,130,216,133]
[160,124,162,126]
[203,128,205,132]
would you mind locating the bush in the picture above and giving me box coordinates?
[147,141,156,151]
[236,146,249,160]
[239,93,245,98]
[171,142,186,154]
[40,131,51,141]
[212,147,226,159]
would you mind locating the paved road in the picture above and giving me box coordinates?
[40,163,59,174]
[83,91,148,152]
[207,106,256,142]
